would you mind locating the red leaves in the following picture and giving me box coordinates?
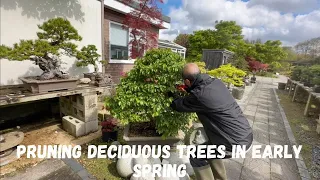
[101,118,118,132]
[246,56,269,72]
[120,71,128,77]
[121,0,163,58]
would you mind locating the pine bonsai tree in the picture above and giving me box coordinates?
[76,45,101,73]
[0,17,82,80]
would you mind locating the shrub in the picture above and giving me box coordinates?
[101,118,118,132]
[207,64,246,87]
[270,61,282,72]
[106,49,196,138]
[291,66,305,81]
[310,65,320,85]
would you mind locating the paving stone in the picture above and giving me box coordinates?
[245,105,258,112]
[241,158,270,180]
[244,110,256,117]
[62,158,84,173]
[270,158,300,180]
[224,159,242,180]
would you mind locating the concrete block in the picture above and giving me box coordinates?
[62,116,85,137]
[85,120,99,134]
[72,105,98,122]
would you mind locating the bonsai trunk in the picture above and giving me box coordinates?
[31,54,69,80]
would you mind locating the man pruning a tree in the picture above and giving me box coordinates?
[169,63,253,180]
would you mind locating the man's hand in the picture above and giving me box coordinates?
[176,84,187,92]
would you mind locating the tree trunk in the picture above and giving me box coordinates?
[31,54,69,80]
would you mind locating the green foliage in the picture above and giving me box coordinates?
[213,21,243,52]
[207,64,246,87]
[1,17,82,61]
[291,66,305,81]
[188,29,216,59]
[0,45,12,59]
[254,40,287,64]
[310,65,320,85]
[76,45,101,72]
[106,49,196,138]
[270,61,282,72]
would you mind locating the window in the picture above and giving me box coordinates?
[110,22,129,60]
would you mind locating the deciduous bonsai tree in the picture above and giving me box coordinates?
[208,64,246,87]
[0,17,82,80]
[106,49,196,138]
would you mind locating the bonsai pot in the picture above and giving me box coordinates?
[313,86,320,93]
[303,82,314,87]
[122,125,184,147]
[19,77,78,93]
[102,131,118,142]
[250,77,256,83]
[83,72,96,81]
[232,86,245,100]
[278,82,286,90]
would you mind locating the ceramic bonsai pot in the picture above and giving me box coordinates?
[278,82,286,90]
[232,86,245,100]
[19,77,78,93]
[122,125,184,147]
[102,131,118,142]
[313,86,320,93]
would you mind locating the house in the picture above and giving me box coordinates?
[202,49,234,70]
[158,39,186,59]
[0,0,170,85]
[103,0,171,83]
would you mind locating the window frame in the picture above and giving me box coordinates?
[109,21,135,64]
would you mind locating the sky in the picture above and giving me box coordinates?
[158,0,320,46]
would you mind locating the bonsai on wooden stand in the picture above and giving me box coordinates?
[106,49,196,146]
[0,18,83,93]
[76,45,113,87]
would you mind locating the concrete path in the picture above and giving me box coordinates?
[225,76,302,180]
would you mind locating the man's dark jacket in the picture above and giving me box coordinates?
[171,74,253,151]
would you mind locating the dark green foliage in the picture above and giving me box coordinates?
[1,17,82,61]
[76,45,101,72]
[106,49,196,138]
[291,66,305,81]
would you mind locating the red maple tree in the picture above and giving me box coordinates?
[121,0,164,59]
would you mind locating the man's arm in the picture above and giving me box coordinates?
[170,94,205,112]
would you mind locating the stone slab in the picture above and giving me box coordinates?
[62,116,85,137]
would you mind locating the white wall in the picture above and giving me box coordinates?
[0,0,102,85]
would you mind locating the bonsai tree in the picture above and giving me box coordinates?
[310,65,320,87]
[291,66,305,81]
[208,64,246,87]
[76,45,101,74]
[106,49,196,138]
[0,17,82,80]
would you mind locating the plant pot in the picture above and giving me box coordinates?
[83,73,96,81]
[278,82,286,90]
[313,86,320,93]
[102,131,118,142]
[303,82,314,87]
[250,77,256,83]
[232,86,245,100]
[122,125,184,147]
[19,77,78,93]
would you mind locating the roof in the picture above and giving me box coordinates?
[202,49,234,55]
[112,0,171,23]
[158,39,186,50]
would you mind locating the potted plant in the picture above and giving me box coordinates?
[310,65,320,93]
[301,67,314,87]
[106,49,196,146]
[76,45,113,87]
[0,18,83,93]
[207,64,247,100]
[101,118,119,142]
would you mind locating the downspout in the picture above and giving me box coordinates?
[101,0,105,74]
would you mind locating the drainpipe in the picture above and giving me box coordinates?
[101,0,105,74]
